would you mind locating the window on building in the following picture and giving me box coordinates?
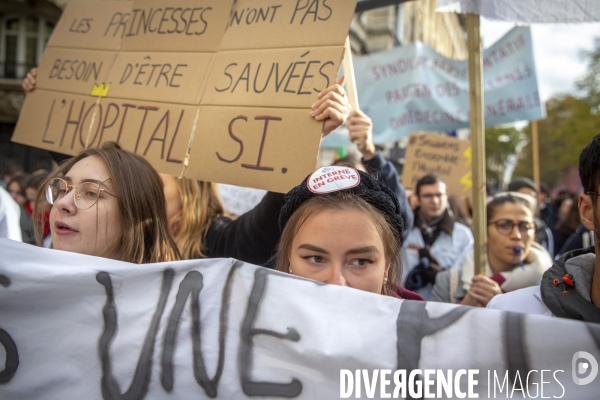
[1,15,55,79]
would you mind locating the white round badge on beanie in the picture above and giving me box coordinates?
[306,166,361,194]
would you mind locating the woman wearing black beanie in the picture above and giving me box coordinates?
[275,165,423,300]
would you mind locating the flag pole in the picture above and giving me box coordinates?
[467,13,488,276]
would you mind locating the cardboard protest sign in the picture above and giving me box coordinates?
[12,0,357,193]
[402,133,472,197]
[186,106,322,192]
[219,0,356,50]
[46,0,133,51]
[105,52,212,104]
[118,0,231,53]
[351,26,545,143]
[36,48,117,96]
[1,239,599,399]
[202,46,344,108]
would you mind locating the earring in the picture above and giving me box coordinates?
[289,268,292,274]
[383,277,388,284]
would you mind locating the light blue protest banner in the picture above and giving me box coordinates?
[350,26,545,144]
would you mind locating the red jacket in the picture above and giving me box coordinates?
[392,283,425,301]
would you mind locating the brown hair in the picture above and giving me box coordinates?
[34,142,180,263]
[554,195,581,235]
[487,191,536,221]
[275,191,401,296]
[170,178,225,259]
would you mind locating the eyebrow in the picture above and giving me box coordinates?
[297,244,380,256]
[298,244,329,254]
[346,246,380,255]
[63,176,112,190]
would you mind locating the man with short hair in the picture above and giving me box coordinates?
[488,134,600,323]
[401,174,473,299]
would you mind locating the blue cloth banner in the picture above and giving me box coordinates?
[353,26,545,143]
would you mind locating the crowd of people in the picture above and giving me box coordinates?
[0,70,598,325]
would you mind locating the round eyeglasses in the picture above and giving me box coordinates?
[488,219,536,236]
[46,178,115,210]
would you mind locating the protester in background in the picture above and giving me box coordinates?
[552,195,582,257]
[2,163,23,189]
[538,182,558,230]
[401,174,473,299]
[489,134,600,323]
[556,193,574,222]
[448,195,473,231]
[507,177,554,255]
[161,175,225,259]
[27,173,52,246]
[34,142,180,263]
[0,186,22,241]
[7,174,34,244]
[345,110,413,239]
[160,173,285,265]
[275,166,423,300]
[554,190,572,213]
[556,224,593,258]
[7,174,30,208]
[432,192,552,306]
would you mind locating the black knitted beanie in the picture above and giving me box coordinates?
[279,166,404,241]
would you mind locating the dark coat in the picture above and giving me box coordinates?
[204,191,285,266]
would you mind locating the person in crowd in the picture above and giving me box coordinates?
[345,109,413,239]
[7,173,30,208]
[274,165,423,300]
[556,193,574,223]
[552,194,581,257]
[27,173,52,246]
[401,174,473,299]
[488,134,600,323]
[7,174,34,244]
[0,186,22,241]
[34,142,180,263]
[556,223,593,257]
[538,182,558,230]
[448,195,473,231]
[431,192,552,306]
[160,173,284,265]
[1,163,24,189]
[507,177,554,255]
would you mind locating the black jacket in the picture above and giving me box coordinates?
[204,191,285,266]
[362,151,413,241]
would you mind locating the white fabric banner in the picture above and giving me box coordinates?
[436,0,600,23]
[0,239,599,399]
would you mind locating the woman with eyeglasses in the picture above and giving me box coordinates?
[35,142,180,263]
[431,192,553,306]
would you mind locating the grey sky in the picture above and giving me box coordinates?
[481,18,600,101]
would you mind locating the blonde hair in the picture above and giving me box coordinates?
[170,178,225,259]
[34,142,180,264]
[275,192,401,297]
